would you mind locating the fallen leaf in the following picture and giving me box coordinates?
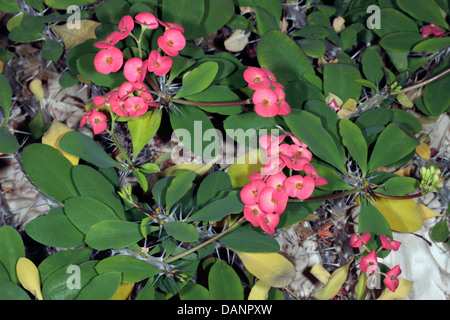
[310,264,331,285]
[16,257,43,300]
[332,17,346,33]
[377,278,412,300]
[248,280,271,300]
[397,92,414,109]
[109,283,134,300]
[51,20,100,51]
[29,78,44,108]
[417,203,445,220]
[42,120,79,165]
[394,164,412,177]
[416,141,431,160]
[314,260,353,300]
[224,29,250,53]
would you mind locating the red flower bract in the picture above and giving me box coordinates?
[135,12,158,29]
[252,88,279,117]
[94,47,123,74]
[157,28,186,57]
[147,50,173,76]
[118,15,134,39]
[123,58,147,82]
[383,265,402,292]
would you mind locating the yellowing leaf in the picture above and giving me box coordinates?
[16,257,43,300]
[51,20,100,51]
[227,149,263,188]
[110,283,134,300]
[42,120,79,165]
[355,272,368,300]
[397,92,414,109]
[161,156,218,177]
[248,280,271,300]
[394,164,412,177]
[417,203,444,220]
[235,251,296,288]
[310,264,331,285]
[377,278,412,300]
[416,142,431,160]
[332,16,346,33]
[314,260,353,300]
[29,78,44,108]
[372,197,423,233]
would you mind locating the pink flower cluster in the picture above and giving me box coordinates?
[240,133,327,235]
[350,232,403,292]
[82,14,186,134]
[243,67,291,118]
[422,24,446,38]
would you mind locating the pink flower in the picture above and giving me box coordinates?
[279,154,309,171]
[284,175,315,200]
[248,172,267,181]
[80,110,92,128]
[117,15,134,39]
[328,99,341,112]
[118,81,136,99]
[157,28,186,57]
[243,67,272,90]
[350,232,371,248]
[266,143,290,159]
[287,144,312,162]
[94,47,123,74]
[383,265,401,292]
[303,163,328,186]
[261,157,286,175]
[253,88,279,117]
[287,133,307,148]
[260,67,283,88]
[147,50,173,76]
[124,96,148,118]
[259,134,286,150]
[258,187,288,214]
[422,24,445,38]
[265,173,287,192]
[133,82,148,92]
[379,234,401,251]
[110,97,128,117]
[93,95,107,107]
[243,204,265,227]
[274,87,291,115]
[87,110,108,135]
[259,212,280,235]
[360,250,378,275]
[140,91,159,108]
[240,180,266,206]
[158,20,185,33]
[123,58,147,82]
[135,12,158,29]
[94,31,122,49]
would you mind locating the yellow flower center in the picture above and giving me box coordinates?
[296,183,303,190]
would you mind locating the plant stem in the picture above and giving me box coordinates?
[394,68,450,95]
[289,188,359,203]
[372,191,423,200]
[107,124,133,166]
[165,216,246,264]
[171,97,252,107]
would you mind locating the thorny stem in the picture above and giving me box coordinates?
[165,216,246,264]
[107,118,133,167]
[393,68,450,95]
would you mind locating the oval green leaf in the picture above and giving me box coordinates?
[95,255,160,283]
[0,226,24,284]
[164,222,199,243]
[339,119,368,175]
[85,220,143,250]
[208,260,243,300]
[76,272,122,300]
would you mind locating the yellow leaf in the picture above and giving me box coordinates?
[51,20,100,51]
[416,142,431,160]
[310,264,331,285]
[372,197,423,233]
[417,203,445,220]
[377,278,412,300]
[355,272,368,300]
[314,260,353,300]
[235,251,296,288]
[224,29,250,53]
[42,120,79,165]
[0,60,3,73]
[16,257,43,300]
[325,92,343,106]
[397,92,414,109]
[29,79,44,108]
[394,164,412,177]
[110,283,134,300]
[332,16,346,33]
[161,156,218,177]
[227,149,263,188]
[248,280,271,300]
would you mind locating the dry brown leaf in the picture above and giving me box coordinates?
[51,20,100,51]
[224,29,250,52]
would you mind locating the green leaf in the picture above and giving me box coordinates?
[189,0,235,39]
[64,196,120,234]
[187,191,244,222]
[59,131,120,168]
[423,66,450,116]
[94,0,130,23]
[380,32,424,52]
[161,0,205,40]
[167,55,196,85]
[373,8,418,37]
[85,220,143,250]
[43,0,96,10]
[196,171,232,208]
[219,229,280,253]
[257,30,314,85]
[165,170,197,212]
[374,176,419,196]
[208,260,243,300]
[179,282,212,300]
[0,226,24,284]
[42,39,63,61]
[296,39,326,58]
[174,62,219,98]
[362,47,384,84]
[389,109,422,133]
[42,260,98,300]
[284,109,347,174]
[339,119,368,175]
[96,255,160,283]
[0,73,12,125]
[323,63,362,102]
[0,127,19,154]
[25,210,86,248]
[22,143,78,202]
[59,70,80,88]
[8,15,44,43]
[71,165,125,219]
[431,220,449,242]
[254,6,279,36]
[128,108,162,159]
[313,163,353,191]
[169,104,220,160]
[164,222,199,243]
[396,0,449,28]
[76,272,122,300]
[367,123,419,172]
[413,37,450,53]
[0,280,30,300]
[187,85,244,115]
[0,0,20,12]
